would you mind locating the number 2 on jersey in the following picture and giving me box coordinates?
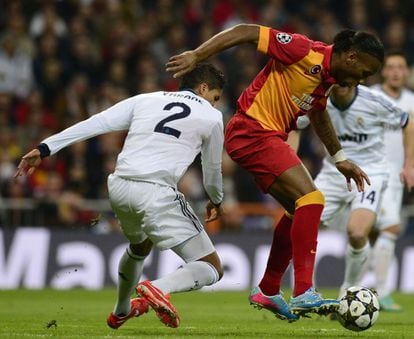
[154,102,191,138]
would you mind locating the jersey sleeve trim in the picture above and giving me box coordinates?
[401,112,409,128]
[257,26,270,54]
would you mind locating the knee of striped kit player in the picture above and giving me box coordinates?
[179,261,221,290]
[295,190,325,210]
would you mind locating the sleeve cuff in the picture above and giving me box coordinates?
[36,143,51,159]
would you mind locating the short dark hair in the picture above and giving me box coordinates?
[180,63,225,90]
[384,49,408,62]
[333,29,384,63]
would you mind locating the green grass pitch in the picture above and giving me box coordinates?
[1,289,413,338]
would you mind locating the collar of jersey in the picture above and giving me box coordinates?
[329,86,359,112]
[179,88,197,95]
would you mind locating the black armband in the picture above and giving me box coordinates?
[36,143,51,159]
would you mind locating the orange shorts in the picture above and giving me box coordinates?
[224,112,301,192]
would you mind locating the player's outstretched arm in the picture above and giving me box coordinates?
[166,24,260,78]
[14,149,42,178]
[308,109,370,192]
[401,119,414,191]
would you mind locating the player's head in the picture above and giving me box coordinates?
[381,50,410,91]
[180,63,225,107]
[331,29,384,87]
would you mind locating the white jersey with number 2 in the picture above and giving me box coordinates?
[41,90,224,204]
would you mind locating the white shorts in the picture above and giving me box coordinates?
[376,173,403,230]
[108,174,210,251]
[315,171,387,231]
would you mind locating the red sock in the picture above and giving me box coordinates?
[291,203,323,297]
[259,214,293,296]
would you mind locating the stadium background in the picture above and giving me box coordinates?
[0,0,414,292]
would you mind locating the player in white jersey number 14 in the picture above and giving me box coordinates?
[370,51,414,311]
[296,83,414,312]
[14,63,226,329]
[313,85,414,307]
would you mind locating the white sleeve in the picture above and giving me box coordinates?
[296,115,310,129]
[373,91,408,129]
[42,97,135,155]
[201,119,224,205]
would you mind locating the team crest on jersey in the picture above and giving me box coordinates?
[305,65,322,76]
[356,117,364,126]
[310,65,321,74]
[276,32,292,44]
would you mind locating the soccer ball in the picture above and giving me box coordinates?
[336,286,380,332]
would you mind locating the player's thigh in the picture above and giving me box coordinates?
[143,187,207,251]
[376,182,403,231]
[171,229,217,264]
[225,116,303,198]
[107,174,147,244]
[269,162,317,205]
[351,175,387,215]
[315,171,352,231]
[348,175,388,237]
[347,208,376,239]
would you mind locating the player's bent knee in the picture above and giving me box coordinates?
[215,264,224,281]
[199,252,223,280]
[295,190,325,209]
[129,239,153,257]
[208,262,222,284]
[347,231,368,248]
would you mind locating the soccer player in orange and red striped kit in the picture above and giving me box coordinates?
[167,24,384,321]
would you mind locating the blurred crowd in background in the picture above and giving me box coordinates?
[1,0,414,234]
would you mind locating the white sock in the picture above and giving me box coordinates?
[373,232,397,297]
[340,243,370,296]
[151,261,219,294]
[114,247,145,316]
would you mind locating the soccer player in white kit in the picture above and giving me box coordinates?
[14,63,226,329]
[370,51,414,311]
[298,84,414,305]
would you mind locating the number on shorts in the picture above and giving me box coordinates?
[360,190,376,204]
[154,102,191,138]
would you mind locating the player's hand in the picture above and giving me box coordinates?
[205,200,224,223]
[335,160,370,192]
[165,51,198,78]
[400,165,414,192]
[14,149,42,178]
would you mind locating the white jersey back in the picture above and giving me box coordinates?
[42,90,224,202]
[322,85,406,175]
[370,84,414,172]
[114,91,223,186]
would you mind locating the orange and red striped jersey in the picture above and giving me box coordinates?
[237,26,337,133]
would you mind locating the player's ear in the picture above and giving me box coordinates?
[199,82,209,94]
[194,82,210,98]
[345,50,358,65]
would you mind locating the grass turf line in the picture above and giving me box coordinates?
[0,289,413,338]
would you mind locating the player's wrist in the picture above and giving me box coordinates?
[212,201,222,208]
[332,149,347,163]
[36,143,51,159]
